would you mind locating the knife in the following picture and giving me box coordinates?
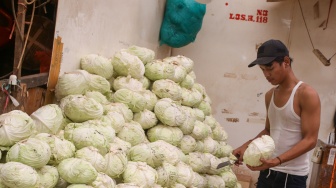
[216,160,235,169]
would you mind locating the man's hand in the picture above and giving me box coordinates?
[246,158,280,171]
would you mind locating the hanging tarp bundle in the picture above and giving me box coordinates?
[159,0,206,48]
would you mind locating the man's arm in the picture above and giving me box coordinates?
[250,84,321,170]
[232,88,273,165]
[276,85,321,164]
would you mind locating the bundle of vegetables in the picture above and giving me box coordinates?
[0,45,243,188]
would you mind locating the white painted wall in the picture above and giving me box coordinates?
[173,0,336,149]
[55,0,171,74]
[172,0,336,185]
[54,0,335,186]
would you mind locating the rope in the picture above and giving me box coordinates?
[298,0,315,49]
[17,1,35,70]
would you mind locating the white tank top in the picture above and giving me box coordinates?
[269,81,310,176]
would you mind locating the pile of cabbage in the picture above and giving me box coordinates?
[0,46,241,188]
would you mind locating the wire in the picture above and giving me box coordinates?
[329,52,336,60]
[298,0,315,49]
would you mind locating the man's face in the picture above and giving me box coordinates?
[259,62,285,85]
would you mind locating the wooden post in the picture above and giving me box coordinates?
[44,36,63,105]
[13,0,26,78]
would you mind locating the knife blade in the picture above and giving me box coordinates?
[216,160,234,169]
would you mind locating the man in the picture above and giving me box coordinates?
[233,39,321,188]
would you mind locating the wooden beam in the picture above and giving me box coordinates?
[44,36,63,105]
[13,0,26,77]
[0,73,48,89]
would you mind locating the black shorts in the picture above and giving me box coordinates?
[256,169,308,188]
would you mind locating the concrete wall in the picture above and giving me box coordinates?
[172,0,336,185]
[55,0,171,74]
[173,0,336,149]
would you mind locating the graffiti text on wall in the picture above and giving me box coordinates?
[229,9,268,23]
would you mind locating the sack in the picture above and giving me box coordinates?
[159,0,206,48]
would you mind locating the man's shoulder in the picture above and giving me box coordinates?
[297,82,320,102]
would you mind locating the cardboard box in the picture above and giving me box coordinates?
[237,174,252,188]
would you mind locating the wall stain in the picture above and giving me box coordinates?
[226,118,239,122]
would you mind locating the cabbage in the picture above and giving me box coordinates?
[197,100,212,116]
[191,120,210,140]
[139,90,158,111]
[109,137,132,154]
[30,104,64,134]
[0,110,36,147]
[67,185,94,188]
[117,121,148,146]
[104,149,128,178]
[144,60,175,81]
[58,158,98,184]
[220,169,238,188]
[75,146,107,172]
[154,98,186,127]
[113,88,146,113]
[126,45,155,65]
[133,109,158,130]
[85,91,109,105]
[0,162,40,188]
[80,119,116,143]
[64,124,110,155]
[113,76,143,91]
[181,87,203,107]
[111,50,145,79]
[179,74,194,89]
[63,95,104,123]
[140,77,151,89]
[203,137,219,155]
[179,106,196,135]
[80,54,113,79]
[212,123,228,141]
[152,79,182,101]
[156,162,178,187]
[191,172,207,188]
[204,174,225,188]
[90,172,116,188]
[204,153,224,175]
[175,161,195,187]
[55,176,69,188]
[128,143,156,167]
[149,140,181,167]
[193,108,205,121]
[170,183,186,188]
[194,140,205,153]
[55,70,91,100]
[122,161,157,188]
[102,111,125,133]
[243,135,275,167]
[103,103,133,122]
[55,70,111,100]
[37,165,59,188]
[179,135,197,154]
[163,55,194,73]
[203,115,217,129]
[6,138,51,168]
[147,124,183,146]
[215,142,233,158]
[34,133,76,165]
[115,183,140,188]
[187,152,211,174]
